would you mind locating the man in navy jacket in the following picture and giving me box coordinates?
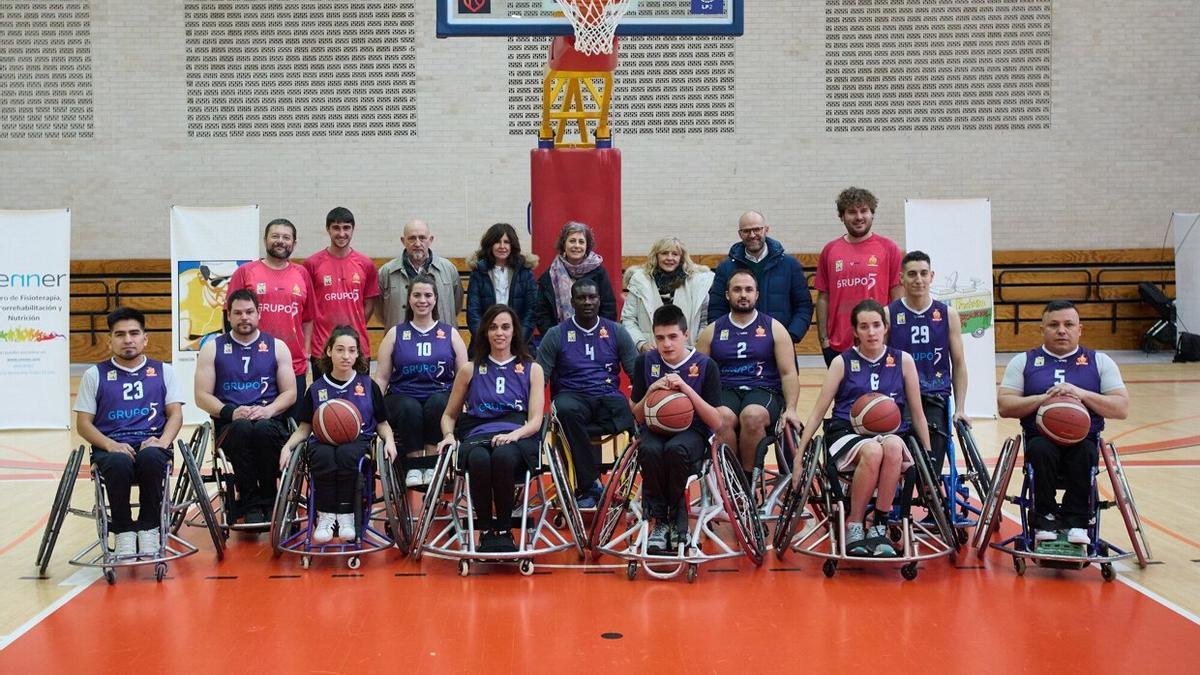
[708,211,813,343]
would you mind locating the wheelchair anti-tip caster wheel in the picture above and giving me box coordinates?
[901,563,918,581]
[301,556,311,570]
[519,559,534,576]
[686,564,698,583]
[458,560,470,577]
[822,560,837,578]
[347,556,361,570]
[155,563,167,582]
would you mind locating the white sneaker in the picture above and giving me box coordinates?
[114,531,137,558]
[312,512,336,544]
[336,512,356,542]
[405,469,423,487]
[137,529,161,559]
[423,468,436,485]
[1035,529,1058,542]
[1066,528,1090,545]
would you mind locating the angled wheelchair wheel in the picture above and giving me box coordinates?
[589,439,640,558]
[955,419,993,499]
[179,438,224,560]
[1101,441,1152,567]
[972,435,1020,554]
[271,447,306,557]
[378,447,413,554]
[772,435,821,558]
[37,446,85,576]
[545,436,588,558]
[411,445,454,561]
[713,443,765,566]
[169,424,211,532]
[909,437,956,551]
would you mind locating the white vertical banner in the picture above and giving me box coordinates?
[171,206,259,424]
[0,209,70,429]
[1172,212,1200,337]
[904,198,998,418]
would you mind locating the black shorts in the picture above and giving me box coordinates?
[719,387,783,425]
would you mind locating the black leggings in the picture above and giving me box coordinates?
[307,438,372,513]
[215,417,288,511]
[384,391,450,471]
[459,435,536,531]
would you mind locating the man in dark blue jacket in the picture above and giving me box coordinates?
[708,211,813,343]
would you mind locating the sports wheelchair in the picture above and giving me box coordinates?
[269,439,412,569]
[972,434,1152,582]
[172,420,295,537]
[35,427,224,584]
[773,433,956,580]
[748,420,801,524]
[589,435,765,582]
[411,430,588,577]
[542,402,634,530]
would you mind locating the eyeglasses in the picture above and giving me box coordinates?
[738,227,765,236]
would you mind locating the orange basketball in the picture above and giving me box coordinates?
[850,393,901,435]
[644,389,694,435]
[1036,395,1091,446]
[313,399,362,445]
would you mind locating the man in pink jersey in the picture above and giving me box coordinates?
[227,218,315,418]
[304,206,380,374]
[814,187,904,366]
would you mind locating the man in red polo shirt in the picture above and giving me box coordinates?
[227,218,315,418]
[304,206,379,373]
[814,187,904,366]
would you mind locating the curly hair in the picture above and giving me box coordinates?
[835,187,878,216]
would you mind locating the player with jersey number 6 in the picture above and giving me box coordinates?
[792,299,932,557]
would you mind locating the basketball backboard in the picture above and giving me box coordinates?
[438,0,743,37]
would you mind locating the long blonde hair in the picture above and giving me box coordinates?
[641,237,699,278]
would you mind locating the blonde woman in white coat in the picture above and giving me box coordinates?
[622,237,714,352]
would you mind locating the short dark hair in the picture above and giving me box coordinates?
[319,325,370,375]
[406,274,440,322]
[652,304,687,333]
[571,277,599,297]
[901,250,931,268]
[476,222,527,269]
[1043,300,1078,315]
[226,288,259,310]
[326,206,355,228]
[265,218,296,240]
[107,307,145,331]
[836,187,878,216]
[471,304,531,365]
[850,299,887,329]
[727,268,757,287]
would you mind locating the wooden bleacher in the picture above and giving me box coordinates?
[69,249,1175,363]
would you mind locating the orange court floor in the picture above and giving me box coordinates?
[0,358,1198,673]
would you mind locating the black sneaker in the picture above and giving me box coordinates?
[493,529,517,553]
[244,508,268,525]
[477,531,499,553]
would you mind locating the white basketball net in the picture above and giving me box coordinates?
[555,0,634,56]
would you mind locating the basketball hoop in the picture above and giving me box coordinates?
[555,0,633,56]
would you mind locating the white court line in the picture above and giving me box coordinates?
[0,568,101,652]
[997,510,1200,626]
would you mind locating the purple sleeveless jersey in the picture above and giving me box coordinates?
[642,349,713,434]
[1020,346,1105,437]
[832,346,909,433]
[308,372,377,440]
[387,321,456,399]
[213,332,279,407]
[709,312,782,391]
[464,357,533,437]
[887,299,952,397]
[94,358,169,444]
[552,317,624,398]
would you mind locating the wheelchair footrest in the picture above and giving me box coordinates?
[1035,536,1086,558]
